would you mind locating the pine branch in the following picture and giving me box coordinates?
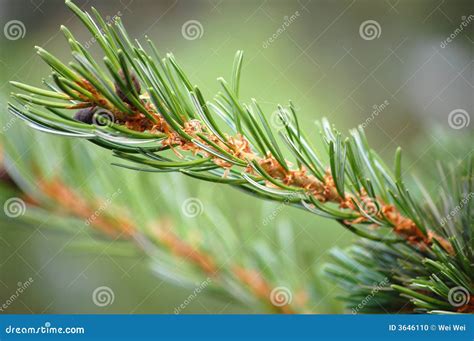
[324,149,473,314]
[8,1,452,254]
[37,177,299,313]
[5,1,472,313]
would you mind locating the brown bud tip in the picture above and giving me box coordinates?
[115,70,141,104]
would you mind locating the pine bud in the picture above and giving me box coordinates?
[73,106,97,124]
[115,70,141,104]
[73,107,114,126]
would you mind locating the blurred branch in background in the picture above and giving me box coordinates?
[0,118,329,313]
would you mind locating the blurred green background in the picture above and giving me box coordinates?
[0,0,472,313]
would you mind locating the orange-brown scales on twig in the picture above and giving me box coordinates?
[70,77,454,256]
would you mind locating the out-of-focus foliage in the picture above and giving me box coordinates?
[1,112,335,313]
